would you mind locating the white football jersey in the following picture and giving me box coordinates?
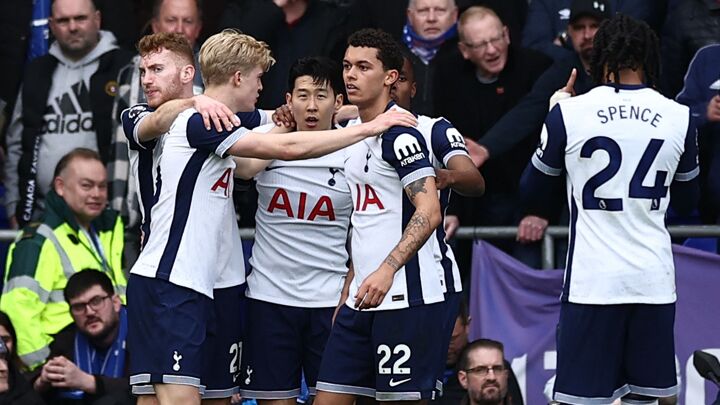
[247,123,352,307]
[121,104,162,252]
[417,115,468,294]
[344,104,445,311]
[532,84,699,304]
[130,108,266,297]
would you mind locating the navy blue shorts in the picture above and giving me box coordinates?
[554,302,678,404]
[435,292,461,396]
[239,298,334,399]
[316,302,447,401]
[203,284,246,399]
[127,274,214,393]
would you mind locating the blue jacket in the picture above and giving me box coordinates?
[676,44,720,215]
[521,0,665,61]
[676,44,720,131]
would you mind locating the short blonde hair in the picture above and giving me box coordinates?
[199,29,275,87]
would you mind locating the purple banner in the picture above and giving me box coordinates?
[470,240,720,405]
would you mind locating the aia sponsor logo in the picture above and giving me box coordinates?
[267,188,336,221]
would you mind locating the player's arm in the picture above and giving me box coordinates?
[334,263,354,324]
[431,119,485,196]
[669,119,701,215]
[518,105,567,225]
[226,109,417,160]
[136,95,240,142]
[355,176,441,309]
[436,155,485,196]
[233,157,271,179]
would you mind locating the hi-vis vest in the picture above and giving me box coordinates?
[0,191,125,369]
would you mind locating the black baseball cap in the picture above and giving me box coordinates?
[569,0,612,23]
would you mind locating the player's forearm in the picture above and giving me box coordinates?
[339,264,354,302]
[382,178,441,272]
[137,98,194,141]
[233,157,271,179]
[382,206,440,272]
[264,123,374,161]
[445,156,485,196]
[446,169,485,196]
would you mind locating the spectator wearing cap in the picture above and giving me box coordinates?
[522,0,665,62]
[0,323,45,405]
[467,0,610,267]
[433,5,552,270]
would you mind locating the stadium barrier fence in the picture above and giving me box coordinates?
[1,226,718,270]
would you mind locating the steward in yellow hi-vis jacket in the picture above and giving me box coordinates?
[0,149,126,369]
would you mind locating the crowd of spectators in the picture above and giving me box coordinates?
[1,0,718,263]
[0,0,718,403]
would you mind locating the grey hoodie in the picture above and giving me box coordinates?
[4,30,118,218]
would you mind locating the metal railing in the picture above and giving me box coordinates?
[237,225,720,269]
[1,226,718,269]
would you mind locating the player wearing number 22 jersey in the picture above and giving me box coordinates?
[521,29,700,404]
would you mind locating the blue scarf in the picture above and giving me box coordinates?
[402,20,458,65]
[60,307,127,399]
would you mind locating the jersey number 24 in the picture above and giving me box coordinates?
[581,136,668,211]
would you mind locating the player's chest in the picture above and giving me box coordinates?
[345,140,402,214]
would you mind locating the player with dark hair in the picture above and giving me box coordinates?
[589,14,660,89]
[314,28,453,405]
[234,56,354,405]
[521,14,699,405]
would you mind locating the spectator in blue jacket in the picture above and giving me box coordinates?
[676,44,720,223]
[521,0,665,62]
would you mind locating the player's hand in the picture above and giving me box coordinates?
[272,104,296,128]
[43,356,95,391]
[707,95,720,122]
[561,68,577,96]
[435,168,452,190]
[516,215,549,243]
[365,109,417,136]
[549,68,577,110]
[193,94,240,132]
[354,265,395,309]
[334,104,359,123]
[444,215,460,240]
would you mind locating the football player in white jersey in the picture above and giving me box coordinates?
[390,53,485,400]
[314,28,451,405]
[126,30,417,405]
[232,57,354,405]
[121,32,250,405]
[520,15,700,405]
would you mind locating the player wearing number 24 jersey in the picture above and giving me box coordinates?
[520,15,699,405]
